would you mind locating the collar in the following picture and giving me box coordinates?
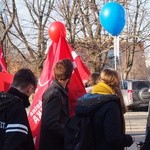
[8,87,30,108]
[54,79,69,93]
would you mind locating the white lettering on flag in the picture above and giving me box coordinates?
[38,79,50,87]
[30,100,42,117]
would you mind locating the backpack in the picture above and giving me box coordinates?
[64,106,98,150]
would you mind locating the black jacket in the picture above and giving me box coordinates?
[0,87,35,150]
[141,101,150,150]
[39,80,69,150]
[76,93,133,150]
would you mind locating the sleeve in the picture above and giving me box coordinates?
[103,103,133,148]
[4,101,29,150]
[42,89,64,136]
[141,127,150,150]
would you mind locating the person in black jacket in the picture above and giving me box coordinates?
[0,68,37,150]
[76,68,134,150]
[141,101,150,150]
[39,59,73,150]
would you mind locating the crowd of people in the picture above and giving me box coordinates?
[0,58,150,150]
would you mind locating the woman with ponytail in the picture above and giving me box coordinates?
[92,69,133,150]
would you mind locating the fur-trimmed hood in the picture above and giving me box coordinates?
[76,93,119,116]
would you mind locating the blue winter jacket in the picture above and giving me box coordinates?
[75,93,133,150]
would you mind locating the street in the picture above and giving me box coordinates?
[125,111,148,150]
[26,109,148,150]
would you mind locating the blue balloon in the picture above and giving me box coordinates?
[99,2,125,36]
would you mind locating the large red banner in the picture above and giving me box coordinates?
[28,36,90,149]
[0,72,13,92]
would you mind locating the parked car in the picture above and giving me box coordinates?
[121,80,150,110]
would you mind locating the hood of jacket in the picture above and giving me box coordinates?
[76,93,119,116]
[8,87,30,108]
[0,92,21,112]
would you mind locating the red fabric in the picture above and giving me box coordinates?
[71,50,91,82]
[0,45,7,72]
[28,36,90,150]
[0,72,13,92]
[0,45,13,92]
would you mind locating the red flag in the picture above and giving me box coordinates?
[28,36,90,150]
[71,50,90,83]
[0,45,7,72]
[0,72,13,92]
[0,44,13,92]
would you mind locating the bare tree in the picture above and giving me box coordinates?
[1,0,150,79]
[123,0,150,79]
[3,0,55,74]
[55,0,115,72]
[0,0,15,44]
[55,0,150,79]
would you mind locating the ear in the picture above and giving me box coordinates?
[25,84,35,97]
[29,84,35,93]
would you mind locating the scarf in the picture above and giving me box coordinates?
[92,82,115,95]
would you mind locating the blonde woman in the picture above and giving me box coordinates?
[75,68,133,150]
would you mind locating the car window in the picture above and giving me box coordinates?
[132,82,150,90]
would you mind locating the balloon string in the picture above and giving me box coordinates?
[116,36,119,57]
[114,36,117,70]
[114,36,124,80]
[117,36,124,81]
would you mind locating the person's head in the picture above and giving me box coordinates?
[100,68,120,89]
[85,72,100,87]
[54,59,73,88]
[100,68,127,113]
[11,68,37,97]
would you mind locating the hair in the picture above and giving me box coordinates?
[54,59,73,81]
[100,68,127,113]
[85,72,100,87]
[12,68,37,90]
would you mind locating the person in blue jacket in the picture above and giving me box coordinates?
[76,68,134,150]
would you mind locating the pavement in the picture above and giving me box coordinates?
[125,111,148,134]
[125,111,148,150]
[26,109,148,150]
